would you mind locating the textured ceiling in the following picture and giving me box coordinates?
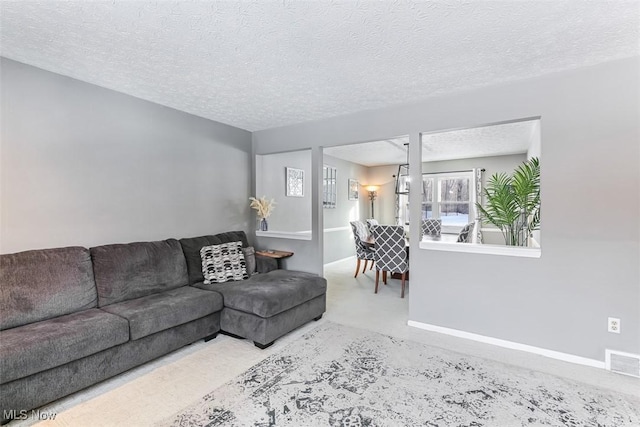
[1,1,638,131]
[324,119,537,166]
[325,137,410,167]
[421,119,536,163]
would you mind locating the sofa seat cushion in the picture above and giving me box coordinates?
[101,287,223,341]
[0,309,129,384]
[195,270,327,318]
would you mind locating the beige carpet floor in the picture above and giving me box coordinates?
[14,256,639,426]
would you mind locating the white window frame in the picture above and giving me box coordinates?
[323,165,337,209]
[422,171,474,234]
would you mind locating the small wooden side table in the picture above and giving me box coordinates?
[255,250,294,268]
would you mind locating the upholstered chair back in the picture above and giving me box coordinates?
[350,221,375,260]
[366,218,379,234]
[373,225,408,274]
[457,222,475,243]
[421,218,442,238]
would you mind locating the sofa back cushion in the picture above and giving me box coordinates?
[91,239,188,307]
[179,231,249,285]
[0,247,97,330]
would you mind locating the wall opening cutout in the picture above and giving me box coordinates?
[321,137,407,264]
[419,117,541,257]
[320,120,540,259]
[323,136,410,227]
[255,149,312,238]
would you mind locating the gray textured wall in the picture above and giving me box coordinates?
[252,57,639,361]
[0,58,252,253]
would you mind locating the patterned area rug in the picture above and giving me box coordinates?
[165,322,639,426]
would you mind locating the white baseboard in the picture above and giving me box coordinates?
[407,320,605,369]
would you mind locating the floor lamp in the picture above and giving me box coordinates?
[366,185,379,219]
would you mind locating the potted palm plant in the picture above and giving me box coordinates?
[476,157,540,246]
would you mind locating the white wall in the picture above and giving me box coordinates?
[0,58,253,253]
[252,57,640,362]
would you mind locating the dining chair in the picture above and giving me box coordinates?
[421,218,442,239]
[349,221,375,278]
[373,225,409,298]
[457,222,475,243]
[366,218,379,235]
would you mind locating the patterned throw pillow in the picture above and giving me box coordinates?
[421,219,442,237]
[200,241,249,284]
[457,222,475,243]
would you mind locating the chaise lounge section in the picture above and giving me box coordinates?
[180,231,326,349]
[195,269,326,348]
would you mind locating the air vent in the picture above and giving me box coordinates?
[605,350,640,378]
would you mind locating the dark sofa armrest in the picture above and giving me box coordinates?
[255,255,278,273]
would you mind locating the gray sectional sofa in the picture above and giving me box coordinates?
[0,231,326,423]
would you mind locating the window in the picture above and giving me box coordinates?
[422,172,472,228]
[323,165,337,208]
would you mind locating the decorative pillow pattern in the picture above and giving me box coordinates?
[200,241,248,284]
[421,218,442,237]
[457,222,475,243]
[242,246,257,276]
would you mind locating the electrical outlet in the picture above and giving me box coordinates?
[608,317,621,334]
